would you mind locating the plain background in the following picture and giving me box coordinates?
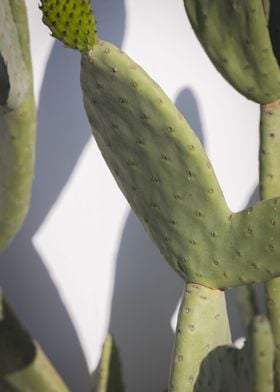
[0,1,263,391]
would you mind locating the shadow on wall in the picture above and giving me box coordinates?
[108,88,207,392]
[0,1,126,391]
[175,88,205,146]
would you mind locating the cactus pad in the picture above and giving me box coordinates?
[81,39,280,289]
[93,335,124,392]
[196,315,274,391]
[0,293,69,391]
[40,0,96,52]
[183,0,280,104]
[0,1,30,109]
[169,284,231,391]
[0,0,36,251]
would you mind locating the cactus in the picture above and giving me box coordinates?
[169,284,231,391]
[0,0,272,390]
[93,334,124,392]
[0,293,69,390]
[195,315,274,392]
[38,2,280,294]
[181,1,280,390]
[80,39,280,291]
[260,100,280,389]
[38,0,280,390]
[0,2,72,390]
[0,0,36,251]
[236,285,259,331]
[183,0,280,104]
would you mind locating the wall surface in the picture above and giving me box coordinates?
[0,1,262,391]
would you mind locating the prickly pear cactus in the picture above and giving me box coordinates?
[41,0,280,290]
[0,0,36,251]
[195,315,274,392]
[169,284,231,391]
[80,40,280,290]
[0,293,69,391]
[93,335,124,392]
[183,0,280,103]
[39,0,280,391]
[182,2,280,390]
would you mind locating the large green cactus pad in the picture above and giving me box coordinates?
[0,0,36,251]
[81,40,280,289]
[183,0,280,104]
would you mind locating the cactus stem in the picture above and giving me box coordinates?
[168,283,231,391]
[259,99,280,390]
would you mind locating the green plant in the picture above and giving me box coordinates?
[0,0,36,251]
[0,1,70,390]
[41,0,280,389]
[1,0,280,390]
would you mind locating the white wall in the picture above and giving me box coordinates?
[0,0,261,391]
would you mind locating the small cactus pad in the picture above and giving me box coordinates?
[184,0,280,104]
[169,284,231,391]
[0,0,30,109]
[247,315,274,392]
[0,293,69,390]
[0,0,36,251]
[81,40,280,289]
[93,335,124,392]
[40,0,96,52]
[259,100,280,200]
[195,315,274,391]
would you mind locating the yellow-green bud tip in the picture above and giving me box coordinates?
[39,0,96,53]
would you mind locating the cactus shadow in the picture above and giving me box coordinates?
[0,0,126,391]
[0,42,91,392]
[193,345,247,391]
[109,211,183,392]
[175,87,205,146]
